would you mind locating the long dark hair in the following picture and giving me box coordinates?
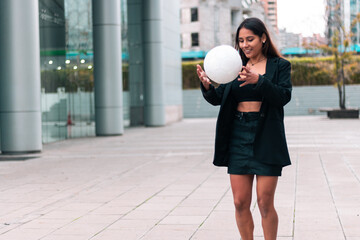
[235,17,281,65]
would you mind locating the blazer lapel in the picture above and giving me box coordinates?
[265,57,278,83]
[259,57,278,116]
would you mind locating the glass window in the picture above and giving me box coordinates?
[39,0,128,142]
[121,0,130,124]
[231,10,241,26]
[64,0,95,140]
[191,8,198,22]
[191,32,199,47]
[180,34,183,48]
[39,0,69,143]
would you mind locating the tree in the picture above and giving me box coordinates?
[321,3,360,109]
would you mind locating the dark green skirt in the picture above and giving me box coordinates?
[227,111,282,176]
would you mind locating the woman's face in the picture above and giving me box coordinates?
[238,27,265,59]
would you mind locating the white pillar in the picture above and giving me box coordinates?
[0,0,42,153]
[92,0,124,135]
[143,0,166,126]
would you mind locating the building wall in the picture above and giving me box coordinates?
[247,1,279,48]
[181,0,233,52]
[279,29,301,50]
[180,0,280,52]
[260,0,278,33]
[183,85,360,117]
[350,0,360,45]
[163,0,184,124]
[326,0,360,45]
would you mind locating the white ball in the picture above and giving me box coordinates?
[203,45,242,84]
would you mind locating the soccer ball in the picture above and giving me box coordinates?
[203,45,243,84]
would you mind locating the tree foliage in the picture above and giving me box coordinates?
[317,4,360,109]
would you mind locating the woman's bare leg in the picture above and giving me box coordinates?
[256,175,278,240]
[230,174,255,240]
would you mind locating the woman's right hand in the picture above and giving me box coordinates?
[196,64,211,91]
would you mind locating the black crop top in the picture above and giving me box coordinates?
[231,78,262,102]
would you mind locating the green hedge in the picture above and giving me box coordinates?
[182,60,204,89]
[182,56,360,89]
[41,57,359,92]
[290,60,333,86]
[41,64,129,93]
[41,69,94,92]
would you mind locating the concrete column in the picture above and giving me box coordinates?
[92,0,124,135]
[143,0,166,126]
[0,0,42,153]
[128,0,144,126]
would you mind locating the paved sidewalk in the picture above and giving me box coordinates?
[0,116,359,240]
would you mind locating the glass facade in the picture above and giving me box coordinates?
[326,0,360,45]
[350,0,359,44]
[39,0,128,143]
[0,0,182,153]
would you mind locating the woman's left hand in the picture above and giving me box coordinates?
[238,66,259,87]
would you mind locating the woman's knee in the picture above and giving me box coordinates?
[230,175,254,212]
[233,198,251,212]
[257,195,274,217]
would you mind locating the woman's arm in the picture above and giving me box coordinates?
[197,64,226,106]
[200,82,226,106]
[255,58,292,107]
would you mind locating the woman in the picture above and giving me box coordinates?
[196,17,292,240]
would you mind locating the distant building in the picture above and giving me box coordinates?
[279,29,301,50]
[326,0,360,46]
[246,1,279,48]
[302,34,327,48]
[348,0,360,45]
[260,0,278,33]
[279,30,326,56]
[180,0,279,58]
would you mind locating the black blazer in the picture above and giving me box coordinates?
[201,57,292,167]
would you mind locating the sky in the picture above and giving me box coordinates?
[277,0,326,37]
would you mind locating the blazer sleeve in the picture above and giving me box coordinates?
[255,58,292,107]
[200,82,226,106]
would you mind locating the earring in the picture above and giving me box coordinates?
[263,41,266,44]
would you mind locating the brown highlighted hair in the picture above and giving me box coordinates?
[235,17,281,65]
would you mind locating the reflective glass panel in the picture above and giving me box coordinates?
[40,0,129,143]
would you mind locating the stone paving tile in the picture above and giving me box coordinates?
[89,205,132,215]
[90,228,146,240]
[293,230,346,240]
[73,214,123,225]
[143,224,198,240]
[191,229,239,240]
[107,219,158,230]
[0,116,360,239]
[42,235,91,240]
[122,210,169,221]
[159,215,207,225]
[49,222,108,236]
[169,206,214,216]
[0,228,52,240]
[19,218,71,230]
[198,210,237,231]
